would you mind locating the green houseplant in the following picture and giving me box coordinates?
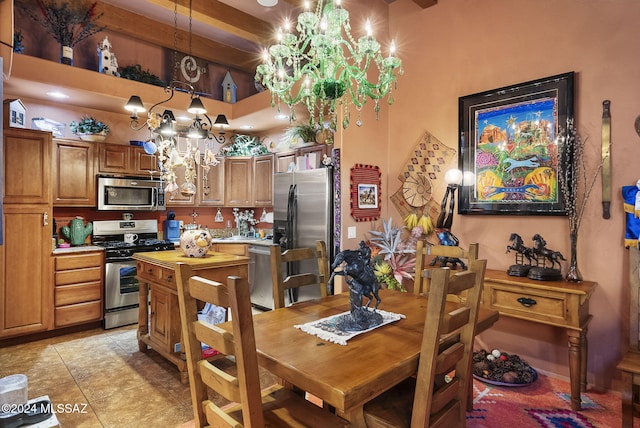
[70,115,110,142]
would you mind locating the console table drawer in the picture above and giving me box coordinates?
[485,285,567,323]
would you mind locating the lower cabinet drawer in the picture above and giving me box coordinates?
[55,282,102,306]
[55,267,102,286]
[55,301,102,327]
[486,285,567,322]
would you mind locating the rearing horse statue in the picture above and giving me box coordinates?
[328,241,382,312]
[531,234,567,270]
[506,233,536,265]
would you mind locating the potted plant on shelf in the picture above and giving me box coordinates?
[70,115,110,142]
[16,1,104,66]
[283,124,318,148]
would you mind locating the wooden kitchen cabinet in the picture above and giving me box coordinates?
[212,243,248,256]
[197,157,225,206]
[1,128,53,339]
[52,139,96,206]
[224,154,273,207]
[275,144,329,172]
[0,204,53,338]
[3,128,52,204]
[134,250,249,383]
[53,252,103,328]
[98,143,158,176]
[166,164,197,206]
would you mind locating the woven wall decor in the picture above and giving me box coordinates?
[350,164,381,222]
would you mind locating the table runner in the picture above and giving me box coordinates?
[294,309,406,345]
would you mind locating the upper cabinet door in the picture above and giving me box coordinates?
[53,139,96,206]
[98,143,130,174]
[197,158,225,206]
[4,128,52,205]
[224,157,253,207]
[252,154,273,207]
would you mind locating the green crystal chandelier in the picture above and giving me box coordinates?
[255,0,403,130]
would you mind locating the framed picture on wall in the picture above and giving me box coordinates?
[458,72,575,215]
[357,184,378,209]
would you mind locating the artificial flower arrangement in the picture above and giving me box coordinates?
[69,115,110,136]
[365,218,419,292]
[18,1,104,48]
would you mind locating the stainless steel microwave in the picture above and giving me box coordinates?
[97,176,166,211]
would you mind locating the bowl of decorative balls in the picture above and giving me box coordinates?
[472,349,538,386]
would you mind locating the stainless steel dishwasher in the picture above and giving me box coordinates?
[248,244,275,311]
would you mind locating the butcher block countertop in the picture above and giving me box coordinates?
[132,250,249,271]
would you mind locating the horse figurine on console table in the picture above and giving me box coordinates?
[527,234,566,281]
[506,233,536,277]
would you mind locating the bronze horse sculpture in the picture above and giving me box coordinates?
[328,242,382,312]
[506,233,536,265]
[531,234,566,269]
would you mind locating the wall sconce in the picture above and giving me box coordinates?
[435,168,475,246]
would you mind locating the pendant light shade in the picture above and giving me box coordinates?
[214,114,229,127]
[187,97,207,115]
[124,95,145,113]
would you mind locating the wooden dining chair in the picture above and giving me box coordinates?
[175,262,350,427]
[617,245,640,427]
[270,240,329,310]
[363,258,487,428]
[413,240,479,297]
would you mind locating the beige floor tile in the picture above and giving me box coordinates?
[30,381,103,428]
[90,381,180,427]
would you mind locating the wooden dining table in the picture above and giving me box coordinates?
[243,289,500,427]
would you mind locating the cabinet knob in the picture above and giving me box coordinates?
[517,297,537,308]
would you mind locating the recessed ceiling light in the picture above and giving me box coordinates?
[46,91,69,99]
[176,115,191,122]
[275,113,289,120]
[240,125,253,130]
[257,0,278,6]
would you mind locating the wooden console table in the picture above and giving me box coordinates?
[133,250,249,383]
[482,269,597,411]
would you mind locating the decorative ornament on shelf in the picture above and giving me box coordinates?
[17,0,105,66]
[69,115,110,142]
[97,36,119,77]
[255,0,403,130]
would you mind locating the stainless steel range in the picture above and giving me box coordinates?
[92,220,175,329]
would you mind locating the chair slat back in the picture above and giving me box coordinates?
[414,240,479,297]
[270,240,329,309]
[411,258,487,427]
[175,263,264,428]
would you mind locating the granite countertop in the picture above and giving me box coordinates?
[211,237,275,246]
[52,245,105,255]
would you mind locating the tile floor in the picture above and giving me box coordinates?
[0,325,200,427]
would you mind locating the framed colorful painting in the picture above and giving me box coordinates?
[458,72,574,215]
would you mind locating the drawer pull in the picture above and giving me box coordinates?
[517,297,537,308]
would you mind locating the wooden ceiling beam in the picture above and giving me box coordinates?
[96,1,260,74]
[148,0,273,45]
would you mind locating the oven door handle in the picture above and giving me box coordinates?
[106,257,136,262]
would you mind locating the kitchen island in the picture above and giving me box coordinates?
[133,250,249,383]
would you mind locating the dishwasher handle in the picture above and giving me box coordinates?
[248,245,273,256]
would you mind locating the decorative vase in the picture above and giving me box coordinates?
[180,229,213,258]
[565,232,583,282]
[60,45,73,65]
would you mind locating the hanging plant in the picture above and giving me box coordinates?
[17,1,104,47]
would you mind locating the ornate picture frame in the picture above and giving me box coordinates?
[350,164,381,222]
[458,72,575,215]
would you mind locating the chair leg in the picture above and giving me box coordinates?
[621,370,634,428]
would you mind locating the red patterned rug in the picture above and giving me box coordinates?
[467,372,633,427]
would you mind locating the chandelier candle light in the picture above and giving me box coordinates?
[255,0,403,129]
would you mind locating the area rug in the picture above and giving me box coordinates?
[467,372,629,427]
[294,309,405,345]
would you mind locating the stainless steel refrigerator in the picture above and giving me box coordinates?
[249,167,335,310]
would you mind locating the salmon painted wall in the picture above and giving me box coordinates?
[363,0,639,391]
